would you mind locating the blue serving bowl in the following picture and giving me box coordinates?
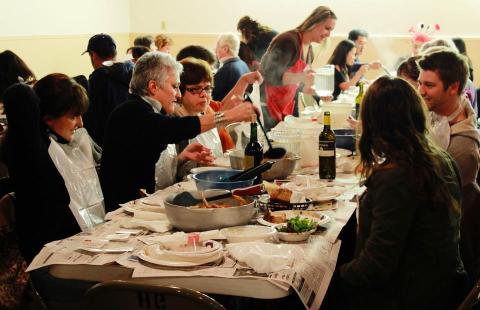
[334,128,356,152]
[192,169,256,191]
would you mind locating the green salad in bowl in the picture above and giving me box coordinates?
[275,216,317,233]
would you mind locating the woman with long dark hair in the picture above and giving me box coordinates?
[334,76,468,309]
[237,16,277,70]
[327,39,369,100]
[0,50,36,101]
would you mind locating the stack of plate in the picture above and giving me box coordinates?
[138,240,223,267]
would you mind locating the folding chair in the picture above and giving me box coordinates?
[458,278,480,310]
[83,280,226,310]
[460,183,480,281]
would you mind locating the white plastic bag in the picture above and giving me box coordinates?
[47,129,105,231]
[191,128,223,158]
[226,242,295,273]
[155,144,178,190]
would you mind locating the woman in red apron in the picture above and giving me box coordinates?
[261,6,337,122]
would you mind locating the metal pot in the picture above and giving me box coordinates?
[228,150,299,181]
[164,190,256,232]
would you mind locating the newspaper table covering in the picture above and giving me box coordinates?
[26,177,358,310]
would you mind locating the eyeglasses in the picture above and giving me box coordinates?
[185,85,212,95]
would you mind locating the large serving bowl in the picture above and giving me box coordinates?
[192,169,255,191]
[333,128,356,152]
[164,190,256,232]
[228,150,299,181]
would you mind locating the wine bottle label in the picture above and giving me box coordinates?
[244,155,255,170]
[318,141,335,157]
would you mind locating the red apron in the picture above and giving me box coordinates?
[265,35,308,122]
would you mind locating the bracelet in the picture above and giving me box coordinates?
[214,112,225,125]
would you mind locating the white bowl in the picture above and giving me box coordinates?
[275,225,316,242]
[221,225,276,243]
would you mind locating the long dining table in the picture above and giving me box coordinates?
[27,164,361,309]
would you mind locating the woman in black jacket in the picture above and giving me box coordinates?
[330,77,468,309]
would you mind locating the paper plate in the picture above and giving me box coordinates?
[138,244,223,267]
[257,210,330,227]
[161,240,222,258]
[301,187,342,202]
[336,148,352,157]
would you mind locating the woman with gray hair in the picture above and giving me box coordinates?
[100,52,256,211]
[261,6,337,122]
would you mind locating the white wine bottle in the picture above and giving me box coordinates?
[355,82,364,120]
[319,111,336,180]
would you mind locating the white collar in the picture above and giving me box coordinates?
[141,95,163,114]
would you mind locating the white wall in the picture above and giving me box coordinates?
[130,0,480,36]
[0,0,130,36]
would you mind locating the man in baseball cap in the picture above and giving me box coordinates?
[82,33,117,59]
[82,33,133,146]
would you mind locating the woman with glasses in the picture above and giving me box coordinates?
[176,57,263,153]
[176,57,225,157]
[152,57,262,189]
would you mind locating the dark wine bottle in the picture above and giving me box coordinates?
[319,111,336,180]
[244,115,263,170]
[355,82,364,120]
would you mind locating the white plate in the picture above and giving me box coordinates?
[138,245,223,267]
[104,233,130,241]
[221,225,276,243]
[336,148,352,157]
[79,246,135,253]
[257,210,330,227]
[301,187,342,202]
[162,240,222,258]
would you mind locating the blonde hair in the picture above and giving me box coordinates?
[154,34,173,50]
[296,6,337,32]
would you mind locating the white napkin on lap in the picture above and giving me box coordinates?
[121,219,172,233]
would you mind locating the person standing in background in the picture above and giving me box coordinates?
[82,34,133,146]
[212,32,250,101]
[452,37,474,82]
[260,6,337,123]
[347,29,382,79]
[155,34,173,53]
[327,39,369,100]
[237,16,277,70]
[133,35,156,51]
[176,45,217,68]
